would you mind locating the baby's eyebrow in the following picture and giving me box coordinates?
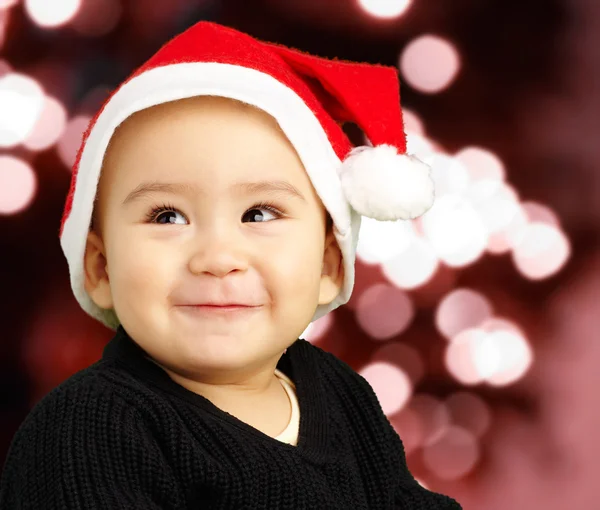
[122,179,306,206]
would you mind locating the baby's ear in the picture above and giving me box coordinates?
[83,230,114,310]
[318,229,344,306]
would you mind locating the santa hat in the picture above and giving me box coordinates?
[59,21,434,330]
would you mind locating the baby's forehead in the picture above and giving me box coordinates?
[119,96,272,129]
[98,96,304,205]
[105,96,284,162]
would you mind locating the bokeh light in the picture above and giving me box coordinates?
[467,181,522,238]
[455,146,506,182]
[445,391,492,438]
[399,35,461,94]
[483,330,533,386]
[435,288,494,340]
[512,223,571,280]
[0,59,11,77]
[421,194,489,267]
[401,108,425,136]
[445,324,533,386]
[408,394,451,446]
[521,201,561,228]
[445,328,489,385]
[406,132,436,159]
[422,425,480,480]
[357,0,412,19]
[0,72,45,148]
[480,317,525,337]
[57,115,91,168]
[71,0,121,37]
[487,206,529,254]
[390,406,423,455]
[25,0,81,28]
[381,236,439,289]
[356,216,416,264]
[0,7,9,51]
[371,341,425,385]
[359,361,412,415]
[0,0,19,8]
[356,283,414,340]
[23,95,68,151]
[421,153,470,197]
[0,155,37,214]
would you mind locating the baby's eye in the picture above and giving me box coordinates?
[145,202,186,224]
[154,209,186,225]
[242,202,283,223]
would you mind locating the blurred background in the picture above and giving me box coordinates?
[1,0,599,508]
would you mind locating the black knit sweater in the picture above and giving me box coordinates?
[0,325,462,509]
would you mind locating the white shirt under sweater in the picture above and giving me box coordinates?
[273,368,300,445]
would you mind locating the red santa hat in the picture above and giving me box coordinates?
[59,21,434,330]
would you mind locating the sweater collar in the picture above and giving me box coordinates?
[102,325,337,464]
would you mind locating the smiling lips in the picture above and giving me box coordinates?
[189,304,253,309]
[177,303,262,317]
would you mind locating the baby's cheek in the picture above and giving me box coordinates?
[110,240,174,305]
[271,246,322,300]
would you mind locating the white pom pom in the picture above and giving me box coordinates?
[339,144,435,221]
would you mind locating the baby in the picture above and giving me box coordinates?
[0,22,462,509]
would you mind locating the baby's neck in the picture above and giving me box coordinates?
[212,374,292,437]
[146,355,292,437]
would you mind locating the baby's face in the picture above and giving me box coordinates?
[85,96,342,379]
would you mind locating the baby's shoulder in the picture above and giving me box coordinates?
[300,339,383,408]
[1,360,188,509]
[299,339,359,383]
[15,359,155,438]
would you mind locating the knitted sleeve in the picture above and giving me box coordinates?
[0,383,187,509]
[356,373,464,509]
[388,425,463,509]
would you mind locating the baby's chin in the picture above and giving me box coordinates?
[168,332,275,370]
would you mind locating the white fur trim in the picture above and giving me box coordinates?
[59,62,359,330]
[340,144,435,221]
